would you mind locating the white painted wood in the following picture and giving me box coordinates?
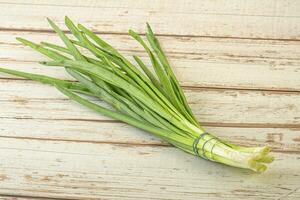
[0,80,299,125]
[0,1,299,39]
[1,31,300,91]
[0,118,299,153]
[0,1,299,199]
[0,138,299,199]
[3,0,300,17]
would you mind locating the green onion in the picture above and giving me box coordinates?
[0,17,273,172]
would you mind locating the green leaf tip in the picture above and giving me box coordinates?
[16,37,36,47]
[146,22,154,35]
[64,15,71,21]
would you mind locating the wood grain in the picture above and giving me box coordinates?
[1,31,300,92]
[0,0,299,40]
[0,1,299,199]
[1,80,299,153]
[0,80,299,126]
[0,117,299,153]
[0,138,299,200]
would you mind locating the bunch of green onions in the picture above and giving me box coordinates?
[0,17,273,172]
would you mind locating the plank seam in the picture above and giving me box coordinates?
[1,116,300,129]
[0,27,299,42]
[0,135,169,147]
[0,136,299,154]
[0,135,298,154]
[1,78,300,94]
[0,1,299,18]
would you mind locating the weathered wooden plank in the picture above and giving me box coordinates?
[0,1,299,39]
[0,117,299,153]
[0,1,298,200]
[0,80,299,126]
[0,137,299,200]
[2,0,300,17]
[1,31,300,91]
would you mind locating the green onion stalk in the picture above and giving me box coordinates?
[0,17,273,172]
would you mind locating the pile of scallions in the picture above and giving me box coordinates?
[0,17,273,172]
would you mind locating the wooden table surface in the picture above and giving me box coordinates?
[0,0,299,199]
